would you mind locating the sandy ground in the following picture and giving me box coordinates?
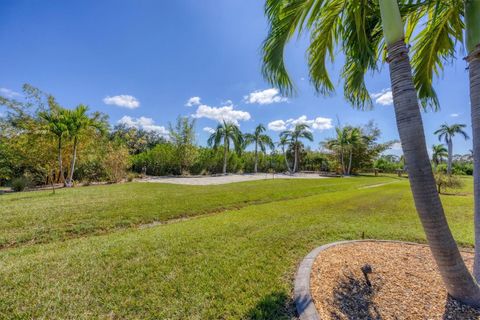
[137,173,329,185]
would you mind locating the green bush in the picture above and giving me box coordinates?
[11,176,31,192]
[434,172,464,194]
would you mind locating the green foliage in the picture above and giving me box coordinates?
[374,155,403,173]
[111,124,166,155]
[132,143,179,176]
[168,116,197,174]
[324,122,394,174]
[434,172,464,194]
[11,176,31,192]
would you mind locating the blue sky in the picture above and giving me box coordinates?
[0,0,473,155]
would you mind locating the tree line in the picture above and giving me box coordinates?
[0,85,398,188]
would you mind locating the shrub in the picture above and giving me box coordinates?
[434,172,464,194]
[11,176,30,192]
[126,172,136,182]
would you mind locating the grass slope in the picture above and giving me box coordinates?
[0,176,393,248]
[0,176,474,319]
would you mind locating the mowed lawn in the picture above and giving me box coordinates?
[0,176,474,319]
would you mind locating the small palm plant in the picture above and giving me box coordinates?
[432,144,448,171]
[280,124,313,173]
[244,124,274,173]
[65,105,107,187]
[277,134,293,173]
[434,124,469,175]
[207,121,243,175]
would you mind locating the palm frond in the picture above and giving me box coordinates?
[410,0,464,110]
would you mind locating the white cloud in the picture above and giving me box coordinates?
[244,88,288,105]
[371,89,393,106]
[185,96,201,107]
[117,116,169,137]
[203,127,216,134]
[192,102,251,125]
[450,113,460,117]
[391,142,402,150]
[0,87,20,98]
[268,115,333,132]
[268,120,287,131]
[103,95,140,109]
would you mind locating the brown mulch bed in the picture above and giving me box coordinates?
[310,241,480,319]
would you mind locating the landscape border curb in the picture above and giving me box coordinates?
[293,239,434,320]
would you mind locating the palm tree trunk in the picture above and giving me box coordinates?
[67,136,78,187]
[447,139,453,175]
[58,137,65,185]
[223,136,228,175]
[347,149,353,175]
[293,141,298,173]
[284,153,291,173]
[465,0,480,281]
[254,141,258,174]
[386,38,480,305]
[340,150,346,175]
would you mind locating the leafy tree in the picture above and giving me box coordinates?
[111,124,166,155]
[434,124,469,175]
[207,121,243,175]
[243,124,274,173]
[280,124,313,173]
[262,0,480,304]
[432,144,448,171]
[168,116,197,174]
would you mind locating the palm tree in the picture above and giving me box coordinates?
[277,134,292,173]
[244,124,274,173]
[38,96,69,185]
[262,0,480,305]
[406,1,480,282]
[65,105,107,187]
[432,144,448,171]
[207,121,243,175]
[280,124,313,173]
[434,124,469,175]
[324,126,361,175]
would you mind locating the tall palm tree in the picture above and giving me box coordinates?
[434,123,469,175]
[432,144,448,171]
[207,121,243,175]
[65,105,107,187]
[405,0,480,281]
[280,124,313,173]
[324,126,361,175]
[262,0,480,305]
[278,134,292,173]
[244,124,274,173]
[38,96,69,185]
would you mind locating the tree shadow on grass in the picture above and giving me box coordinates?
[442,296,480,320]
[330,271,382,320]
[244,291,296,320]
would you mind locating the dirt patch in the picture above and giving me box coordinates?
[138,173,328,185]
[310,241,480,319]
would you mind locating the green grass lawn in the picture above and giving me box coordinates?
[0,176,474,319]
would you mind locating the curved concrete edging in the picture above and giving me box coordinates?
[293,239,436,320]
